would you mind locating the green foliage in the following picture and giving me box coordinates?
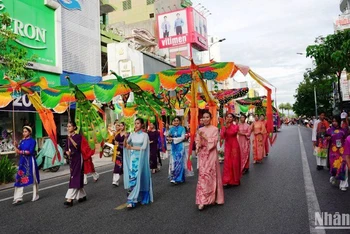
[0,12,37,80]
[293,71,335,117]
[120,117,135,133]
[278,103,292,116]
[306,30,350,106]
[0,156,17,184]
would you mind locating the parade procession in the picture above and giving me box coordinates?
[1,0,350,233]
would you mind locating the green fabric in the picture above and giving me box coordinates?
[239,105,249,113]
[36,139,64,169]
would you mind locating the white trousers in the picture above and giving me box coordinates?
[160,151,168,160]
[13,157,39,201]
[84,172,100,184]
[112,173,120,185]
[339,166,349,190]
[65,188,86,200]
[316,157,327,167]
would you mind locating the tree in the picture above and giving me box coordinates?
[285,103,292,117]
[293,71,334,117]
[306,30,350,110]
[0,12,37,80]
[278,103,286,114]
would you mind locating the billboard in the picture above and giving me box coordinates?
[157,7,208,51]
[341,70,350,101]
[157,9,189,49]
[188,7,208,50]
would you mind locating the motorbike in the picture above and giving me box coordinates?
[102,142,114,157]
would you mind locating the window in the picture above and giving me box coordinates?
[147,0,155,5]
[149,13,154,18]
[123,0,132,10]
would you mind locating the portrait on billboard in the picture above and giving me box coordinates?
[193,9,207,37]
[157,9,188,39]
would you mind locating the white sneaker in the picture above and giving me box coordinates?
[340,187,347,192]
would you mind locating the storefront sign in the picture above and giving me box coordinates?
[58,0,81,10]
[0,0,62,73]
[0,96,36,112]
[119,60,133,78]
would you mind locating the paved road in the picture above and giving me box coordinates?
[0,126,349,234]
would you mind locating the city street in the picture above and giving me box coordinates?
[1,126,349,234]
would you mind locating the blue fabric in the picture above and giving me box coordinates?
[60,71,102,85]
[123,132,153,205]
[169,126,186,183]
[157,128,167,151]
[14,138,40,187]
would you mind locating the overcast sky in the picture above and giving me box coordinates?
[194,0,341,105]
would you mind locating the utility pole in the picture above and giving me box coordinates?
[314,86,318,117]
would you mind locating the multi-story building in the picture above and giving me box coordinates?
[0,0,103,147]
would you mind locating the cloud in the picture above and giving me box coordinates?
[195,0,340,105]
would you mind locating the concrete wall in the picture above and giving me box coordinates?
[59,0,101,76]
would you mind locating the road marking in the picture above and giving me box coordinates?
[114,203,128,210]
[298,127,325,234]
[0,169,112,203]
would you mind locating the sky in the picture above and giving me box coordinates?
[193,0,341,105]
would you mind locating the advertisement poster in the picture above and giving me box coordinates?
[157,9,189,48]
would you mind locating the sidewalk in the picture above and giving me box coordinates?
[0,154,113,191]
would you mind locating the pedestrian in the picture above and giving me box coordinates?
[159,122,168,160]
[238,114,252,174]
[327,117,348,191]
[220,113,242,186]
[13,126,39,204]
[168,116,191,184]
[251,114,267,164]
[195,111,224,210]
[312,111,330,170]
[112,122,128,186]
[148,121,160,174]
[260,114,270,157]
[123,118,153,208]
[64,121,90,207]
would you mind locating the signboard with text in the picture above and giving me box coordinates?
[157,9,189,49]
[0,0,62,73]
[156,7,208,51]
[0,96,36,112]
[334,13,350,32]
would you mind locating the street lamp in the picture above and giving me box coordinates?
[208,38,226,62]
[296,52,318,117]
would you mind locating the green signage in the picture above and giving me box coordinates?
[0,0,57,68]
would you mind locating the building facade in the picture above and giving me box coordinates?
[0,0,102,148]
